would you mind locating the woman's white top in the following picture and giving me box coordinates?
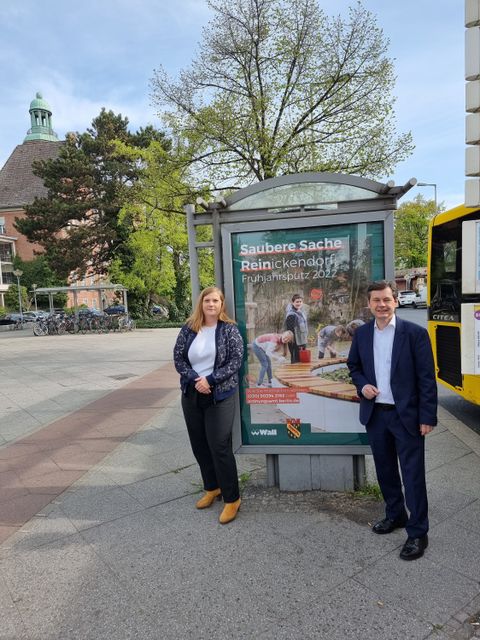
[188,325,217,377]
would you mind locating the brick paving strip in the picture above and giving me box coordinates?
[0,361,179,545]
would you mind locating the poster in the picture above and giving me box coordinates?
[231,221,384,446]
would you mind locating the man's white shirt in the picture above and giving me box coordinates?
[372,315,396,405]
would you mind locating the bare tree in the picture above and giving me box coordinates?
[151,0,413,189]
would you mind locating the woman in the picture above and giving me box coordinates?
[285,294,308,363]
[173,287,244,524]
[252,330,293,387]
[317,324,349,359]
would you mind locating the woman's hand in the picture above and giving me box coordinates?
[195,376,211,394]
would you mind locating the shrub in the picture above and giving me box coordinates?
[134,319,183,329]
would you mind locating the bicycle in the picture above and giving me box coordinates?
[64,315,78,334]
[33,318,48,336]
[118,315,136,332]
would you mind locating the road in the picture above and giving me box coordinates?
[397,306,480,436]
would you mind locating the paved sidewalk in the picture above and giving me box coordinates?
[1,330,480,639]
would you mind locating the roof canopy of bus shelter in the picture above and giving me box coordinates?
[32,284,128,314]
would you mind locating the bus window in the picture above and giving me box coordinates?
[430,223,461,320]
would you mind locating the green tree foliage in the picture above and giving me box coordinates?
[394,194,441,269]
[151,0,413,188]
[4,283,28,312]
[15,110,170,279]
[108,141,214,320]
[13,256,67,309]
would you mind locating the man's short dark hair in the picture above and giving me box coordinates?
[367,280,398,300]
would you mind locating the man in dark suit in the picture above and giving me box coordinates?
[347,280,437,561]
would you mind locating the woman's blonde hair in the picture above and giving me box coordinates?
[187,286,236,332]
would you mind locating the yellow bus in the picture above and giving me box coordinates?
[428,203,480,404]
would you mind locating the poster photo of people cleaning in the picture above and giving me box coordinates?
[231,221,385,446]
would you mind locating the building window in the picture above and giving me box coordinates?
[0,246,12,262]
[1,269,14,285]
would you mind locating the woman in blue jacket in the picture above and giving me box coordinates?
[173,287,244,524]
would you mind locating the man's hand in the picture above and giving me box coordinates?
[361,384,380,400]
[420,424,434,436]
[195,376,211,394]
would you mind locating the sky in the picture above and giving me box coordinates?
[0,0,466,209]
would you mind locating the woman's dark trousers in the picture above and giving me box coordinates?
[181,386,239,503]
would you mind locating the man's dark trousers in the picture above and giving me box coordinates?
[367,404,428,538]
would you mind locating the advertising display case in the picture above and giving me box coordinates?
[223,214,386,454]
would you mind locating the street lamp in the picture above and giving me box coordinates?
[13,268,23,323]
[32,283,38,311]
[417,182,438,214]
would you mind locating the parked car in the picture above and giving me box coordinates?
[151,304,168,318]
[77,308,104,316]
[4,312,25,322]
[104,304,126,315]
[413,289,427,308]
[398,290,416,307]
[22,311,49,322]
[0,315,19,326]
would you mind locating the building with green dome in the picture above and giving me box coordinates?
[0,93,63,306]
[0,94,118,311]
[24,92,59,143]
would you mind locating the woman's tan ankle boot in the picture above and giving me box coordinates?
[219,498,241,524]
[195,488,221,509]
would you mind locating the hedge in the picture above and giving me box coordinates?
[135,319,184,329]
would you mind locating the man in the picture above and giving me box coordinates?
[347,280,437,561]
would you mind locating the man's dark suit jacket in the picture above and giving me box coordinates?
[347,316,438,434]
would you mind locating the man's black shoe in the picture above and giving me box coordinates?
[372,516,408,534]
[399,535,428,561]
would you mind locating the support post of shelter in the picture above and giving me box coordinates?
[266,454,278,487]
[353,454,367,490]
[73,290,78,318]
[212,208,223,287]
[186,204,200,303]
[122,290,128,314]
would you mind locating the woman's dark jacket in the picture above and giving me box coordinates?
[173,320,244,401]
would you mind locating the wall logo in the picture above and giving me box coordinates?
[286,418,301,439]
[251,428,278,436]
